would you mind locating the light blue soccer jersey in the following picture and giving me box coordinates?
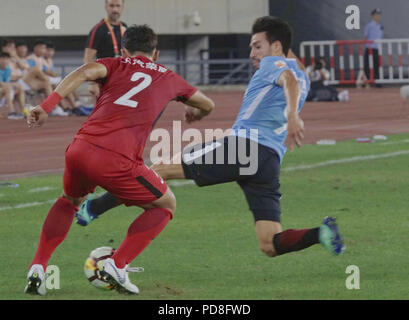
[231,56,310,163]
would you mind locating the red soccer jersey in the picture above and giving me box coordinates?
[75,56,197,161]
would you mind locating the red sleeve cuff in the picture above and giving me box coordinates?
[40,92,63,114]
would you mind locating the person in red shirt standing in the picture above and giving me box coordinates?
[24,24,215,296]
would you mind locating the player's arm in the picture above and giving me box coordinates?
[27,62,107,127]
[44,67,58,78]
[9,49,29,71]
[84,48,97,64]
[277,69,304,151]
[287,49,306,73]
[181,90,215,123]
[84,48,101,97]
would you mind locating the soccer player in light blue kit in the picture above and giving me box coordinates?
[76,16,345,258]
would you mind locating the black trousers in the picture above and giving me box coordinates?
[364,48,380,80]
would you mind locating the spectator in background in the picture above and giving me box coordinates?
[306,57,349,102]
[364,8,383,87]
[43,42,62,86]
[1,39,29,116]
[84,0,127,98]
[0,52,24,119]
[14,41,53,99]
[43,41,79,114]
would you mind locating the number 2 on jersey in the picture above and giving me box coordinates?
[114,72,152,108]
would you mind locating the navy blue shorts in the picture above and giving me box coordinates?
[181,136,282,222]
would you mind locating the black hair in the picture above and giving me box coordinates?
[122,24,158,55]
[1,38,14,48]
[371,8,381,15]
[252,16,293,56]
[46,41,55,49]
[0,52,11,58]
[16,40,28,48]
[33,39,47,47]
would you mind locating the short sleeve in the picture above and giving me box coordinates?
[95,57,116,78]
[260,56,290,85]
[364,23,370,38]
[86,23,103,50]
[27,59,36,68]
[169,72,198,102]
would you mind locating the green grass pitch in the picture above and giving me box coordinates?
[1,133,409,300]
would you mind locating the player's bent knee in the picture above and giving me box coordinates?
[62,193,87,207]
[163,189,177,213]
[151,188,176,214]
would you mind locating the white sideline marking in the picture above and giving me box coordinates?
[168,180,195,187]
[379,139,409,146]
[282,150,409,172]
[28,186,57,193]
[1,149,409,212]
[0,199,56,212]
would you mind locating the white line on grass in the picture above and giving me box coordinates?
[28,186,57,193]
[282,150,409,172]
[379,139,409,146]
[168,180,195,187]
[0,199,56,212]
[1,149,409,212]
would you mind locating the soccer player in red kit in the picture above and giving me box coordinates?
[24,25,215,296]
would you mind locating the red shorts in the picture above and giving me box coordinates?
[63,138,167,206]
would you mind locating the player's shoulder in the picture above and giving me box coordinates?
[260,56,289,72]
[92,19,106,29]
[96,56,119,66]
[89,19,107,34]
[95,57,121,73]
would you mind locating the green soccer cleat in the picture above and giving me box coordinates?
[75,199,98,227]
[319,216,345,255]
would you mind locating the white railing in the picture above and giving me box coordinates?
[300,38,409,85]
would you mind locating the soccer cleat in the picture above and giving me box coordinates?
[100,258,140,295]
[75,199,98,226]
[24,264,46,296]
[319,216,345,255]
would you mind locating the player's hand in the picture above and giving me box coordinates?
[184,106,206,124]
[88,83,100,97]
[27,105,48,128]
[285,113,304,151]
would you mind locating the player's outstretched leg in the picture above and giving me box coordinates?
[25,194,85,295]
[256,217,345,258]
[75,163,184,226]
[100,188,176,295]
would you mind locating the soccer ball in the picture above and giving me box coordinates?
[84,246,115,290]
